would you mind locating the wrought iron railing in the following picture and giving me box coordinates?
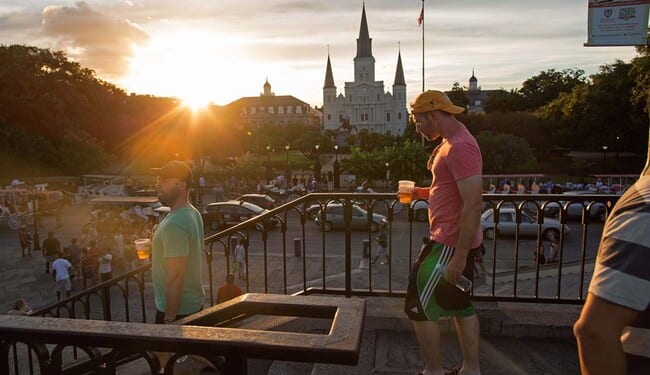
[1,192,621,374]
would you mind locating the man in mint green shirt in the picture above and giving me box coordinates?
[152,160,204,324]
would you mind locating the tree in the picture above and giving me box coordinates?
[484,89,525,113]
[448,82,468,108]
[340,139,429,186]
[520,68,586,110]
[536,60,647,155]
[476,131,537,173]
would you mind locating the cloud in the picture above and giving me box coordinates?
[41,1,149,77]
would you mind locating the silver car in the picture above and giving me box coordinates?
[481,208,569,240]
[314,203,388,232]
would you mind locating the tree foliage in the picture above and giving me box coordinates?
[476,131,537,173]
[340,139,429,186]
[520,68,586,110]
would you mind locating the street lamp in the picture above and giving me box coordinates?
[31,186,40,251]
[385,162,390,188]
[265,145,272,182]
[314,144,321,182]
[284,144,290,183]
[333,144,340,191]
[602,145,608,164]
[616,136,620,160]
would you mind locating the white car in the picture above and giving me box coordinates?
[314,203,388,232]
[480,208,569,240]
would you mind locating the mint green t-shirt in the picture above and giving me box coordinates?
[152,206,205,315]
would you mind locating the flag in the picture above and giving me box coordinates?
[417,7,424,26]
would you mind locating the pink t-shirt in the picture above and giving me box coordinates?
[428,125,483,248]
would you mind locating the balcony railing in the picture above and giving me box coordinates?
[0,192,621,374]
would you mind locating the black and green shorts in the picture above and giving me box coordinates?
[404,240,476,321]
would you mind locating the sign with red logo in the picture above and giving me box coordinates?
[586,0,650,46]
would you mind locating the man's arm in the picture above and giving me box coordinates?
[412,186,430,200]
[164,256,188,322]
[447,175,483,283]
[574,293,638,375]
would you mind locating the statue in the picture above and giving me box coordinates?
[335,116,357,134]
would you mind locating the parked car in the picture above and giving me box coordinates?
[411,199,429,222]
[203,201,278,230]
[236,194,276,210]
[480,208,569,241]
[542,191,609,222]
[314,203,388,232]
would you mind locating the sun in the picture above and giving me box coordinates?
[181,95,210,111]
[121,29,252,106]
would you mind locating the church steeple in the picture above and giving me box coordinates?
[356,2,372,58]
[263,77,272,96]
[324,54,335,89]
[469,68,478,91]
[393,49,405,86]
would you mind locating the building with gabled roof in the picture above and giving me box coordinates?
[226,78,321,129]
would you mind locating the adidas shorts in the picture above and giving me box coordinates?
[404,240,477,321]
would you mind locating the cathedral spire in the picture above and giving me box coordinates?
[393,49,405,86]
[324,53,335,89]
[356,2,372,58]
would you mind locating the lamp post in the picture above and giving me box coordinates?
[314,144,321,182]
[31,186,40,251]
[284,144,290,184]
[602,145,608,171]
[385,162,390,189]
[265,145,272,183]
[333,144,340,191]
[616,136,620,161]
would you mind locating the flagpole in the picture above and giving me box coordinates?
[421,0,425,146]
[421,0,425,92]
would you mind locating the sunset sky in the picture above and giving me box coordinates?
[0,0,641,107]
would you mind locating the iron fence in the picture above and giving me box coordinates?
[1,191,621,374]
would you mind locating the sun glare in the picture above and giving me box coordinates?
[121,29,253,105]
[181,95,210,111]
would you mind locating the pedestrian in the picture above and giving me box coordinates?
[98,248,113,282]
[534,242,546,265]
[18,225,32,257]
[234,238,246,279]
[473,244,487,279]
[80,247,96,289]
[42,231,61,274]
[198,175,206,203]
[52,252,72,300]
[372,222,389,264]
[547,232,560,263]
[152,161,205,324]
[216,273,243,304]
[67,238,82,277]
[7,298,32,316]
[404,90,483,375]
[113,232,125,271]
[574,173,650,374]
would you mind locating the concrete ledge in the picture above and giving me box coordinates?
[364,296,581,338]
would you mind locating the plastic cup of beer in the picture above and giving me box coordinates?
[398,180,415,204]
[134,238,152,260]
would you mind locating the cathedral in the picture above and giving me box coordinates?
[322,4,407,136]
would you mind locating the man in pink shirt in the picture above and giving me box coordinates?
[405,90,483,375]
